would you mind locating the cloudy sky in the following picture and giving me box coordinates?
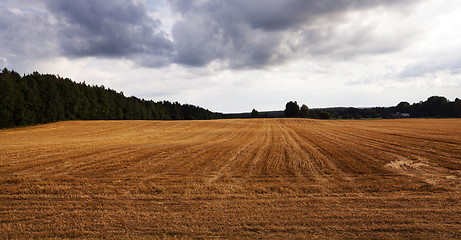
[1,0,461,112]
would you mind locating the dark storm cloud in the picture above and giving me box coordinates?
[170,0,420,68]
[47,0,173,66]
[228,0,410,31]
[1,0,422,70]
[171,0,411,31]
[0,6,58,70]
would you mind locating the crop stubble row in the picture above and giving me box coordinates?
[0,119,460,238]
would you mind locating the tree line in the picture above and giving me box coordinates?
[0,68,221,129]
[2,68,460,129]
[282,97,461,119]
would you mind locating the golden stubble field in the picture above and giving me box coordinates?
[1,118,460,239]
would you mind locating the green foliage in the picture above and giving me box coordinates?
[300,104,309,118]
[0,69,220,129]
[284,101,300,118]
[396,101,411,113]
[317,111,331,119]
[308,96,461,119]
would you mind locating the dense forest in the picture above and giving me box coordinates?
[282,98,461,120]
[0,68,221,129]
[227,98,461,120]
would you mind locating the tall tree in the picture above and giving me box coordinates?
[396,101,411,113]
[300,104,309,118]
[284,101,300,118]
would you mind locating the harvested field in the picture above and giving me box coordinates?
[1,118,460,239]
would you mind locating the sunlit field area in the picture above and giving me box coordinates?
[1,119,460,239]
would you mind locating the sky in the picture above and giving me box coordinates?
[1,0,461,113]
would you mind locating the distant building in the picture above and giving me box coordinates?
[394,112,410,118]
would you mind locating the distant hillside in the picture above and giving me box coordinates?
[307,97,461,119]
[227,98,461,120]
[223,111,284,119]
[0,68,222,129]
